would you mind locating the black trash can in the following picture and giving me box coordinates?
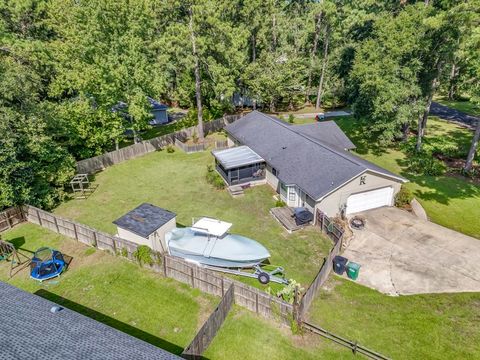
[333,256,348,275]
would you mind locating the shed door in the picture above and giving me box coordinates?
[346,187,394,215]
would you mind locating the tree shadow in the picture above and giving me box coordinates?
[34,289,186,356]
[335,117,390,156]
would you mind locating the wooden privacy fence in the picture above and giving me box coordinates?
[174,138,207,153]
[76,115,241,174]
[317,210,344,244]
[24,205,141,261]
[298,211,344,318]
[182,284,235,359]
[0,207,25,233]
[164,255,293,325]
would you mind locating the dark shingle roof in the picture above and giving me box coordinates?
[291,121,356,150]
[226,111,406,200]
[0,281,181,360]
[113,203,176,238]
[148,97,168,111]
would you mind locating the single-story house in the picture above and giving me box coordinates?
[212,111,407,218]
[0,281,180,359]
[113,203,176,253]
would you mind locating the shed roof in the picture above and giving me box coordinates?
[225,111,406,200]
[0,281,180,360]
[212,145,264,170]
[148,97,168,111]
[113,203,176,238]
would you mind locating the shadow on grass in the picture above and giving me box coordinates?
[334,117,390,156]
[34,289,186,356]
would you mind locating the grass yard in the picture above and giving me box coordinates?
[205,306,355,360]
[435,96,480,117]
[333,116,480,239]
[55,149,332,287]
[308,277,480,359]
[0,223,217,355]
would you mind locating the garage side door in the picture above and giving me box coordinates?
[346,187,394,215]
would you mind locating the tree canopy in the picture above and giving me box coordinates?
[0,0,479,209]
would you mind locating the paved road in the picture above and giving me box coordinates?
[343,207,480,296]
[430,101,479,128]
[294,110,351,119]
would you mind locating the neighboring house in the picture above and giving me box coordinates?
[212,111,407,218]
[0,281,180,360]
[113,97,169,126]
[113,203,176,253]
[148,97,169,125]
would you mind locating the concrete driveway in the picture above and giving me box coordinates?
[343,207,480,295]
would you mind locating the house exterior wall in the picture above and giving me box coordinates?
[265,165,279,191]
[315,171,402,217]
[151,109,168,124]
[116,217,177,253]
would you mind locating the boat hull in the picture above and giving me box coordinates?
[166,227,270,268]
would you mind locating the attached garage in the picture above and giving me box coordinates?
[346,187,394,215]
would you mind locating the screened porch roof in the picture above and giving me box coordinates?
[212,146,264,170]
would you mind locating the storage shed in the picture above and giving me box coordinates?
[113,203,176,253]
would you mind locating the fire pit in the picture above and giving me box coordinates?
[350,217,365,230]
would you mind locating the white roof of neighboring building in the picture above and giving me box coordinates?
[192,217,232,237]
[212,145,264,170]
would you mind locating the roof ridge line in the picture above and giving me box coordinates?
[257,112,365,169]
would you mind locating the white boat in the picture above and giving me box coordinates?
[165,217,271,268]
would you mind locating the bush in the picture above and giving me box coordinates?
[133,245,154,266]
[275,199,286,207]
[166,145,175,153]
[276,280,304,304]
[406,153,446,176]
[395,186,413,207]
[206,165,226,189]
[288,114,295,124]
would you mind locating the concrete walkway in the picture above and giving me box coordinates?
[343,207,480,295]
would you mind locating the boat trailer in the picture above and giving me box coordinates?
[203,264,289,285]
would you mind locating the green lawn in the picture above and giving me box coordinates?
[308,277,480,359]
[205,306,355,360]
[435,96,480,117]
[55,149,331,287]
[334,116,480,239]
[0,223,217,355]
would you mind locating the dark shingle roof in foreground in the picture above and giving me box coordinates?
[113,203,176,238]
[226,111,406,200]
[0,281,181,360]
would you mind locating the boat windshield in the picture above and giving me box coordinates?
[191,217,232,237]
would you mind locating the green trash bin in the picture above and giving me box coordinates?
[346,262,361,280]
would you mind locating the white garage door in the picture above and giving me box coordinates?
[346,187,394,215]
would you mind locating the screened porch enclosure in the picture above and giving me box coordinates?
[212,146,266,186]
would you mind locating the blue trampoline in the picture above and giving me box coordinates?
[30,247,67,282]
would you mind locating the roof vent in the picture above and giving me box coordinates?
[50,306,63,314]
[282,146,287,150]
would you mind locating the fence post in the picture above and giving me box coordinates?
[221,278,224,296]
[92,231,98,247]
[6,213,12,229]
[73,223,79,241]
[53,216,60,233]
[191,267,195,288]
[36,209,43,226]
[163,254,167,277]
[255,293,259,314]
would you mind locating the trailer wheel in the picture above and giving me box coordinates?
[258,272,270,285]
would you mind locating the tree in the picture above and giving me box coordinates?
[0,0,75,209]
[47,0,162,157]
